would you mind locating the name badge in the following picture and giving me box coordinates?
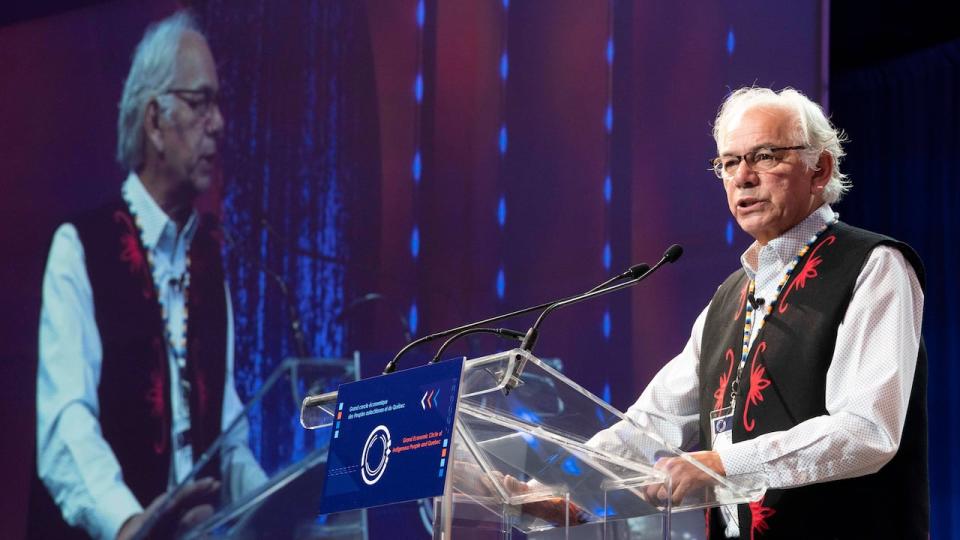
[709,406,733,448]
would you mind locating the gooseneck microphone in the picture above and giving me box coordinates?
[381,261,652,374]
[220,226,310,358]
[505,244,683,392]
[520,244,682,353]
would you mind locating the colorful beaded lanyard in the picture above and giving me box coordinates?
[726,215,838,412]
[123,192,193,401]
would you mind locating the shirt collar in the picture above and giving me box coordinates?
[740,203,837,279]
[121,172,198,253]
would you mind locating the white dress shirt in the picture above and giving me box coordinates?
[589,205,924,536]
[37,173,254,540]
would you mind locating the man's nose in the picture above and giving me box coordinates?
[730,160,758,187]
[207,103,225,138]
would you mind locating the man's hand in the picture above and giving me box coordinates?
[486,470,589,526]
[116,477,220,540]
[643,451,726,506]
[451,461,587,526]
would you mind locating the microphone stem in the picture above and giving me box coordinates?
[383,259,660,374]
[521,257,668,353]
[382,298,557,374]
[429,327,524,364]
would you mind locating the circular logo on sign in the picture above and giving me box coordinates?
[361,425,391,485]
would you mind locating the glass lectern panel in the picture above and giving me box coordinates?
[172,356,366,540]
[434,349,765,539]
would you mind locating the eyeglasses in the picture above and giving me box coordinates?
[710,145,806,179]
[164,87,220,120]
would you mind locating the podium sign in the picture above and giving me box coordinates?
[319,358,465,515]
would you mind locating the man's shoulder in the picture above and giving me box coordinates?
[60,198,141,268]
[833,221,895,244]
[833,221,917,254]
[833,221,925,288]
[66,198,128,227]
[703,266,749,322]
[195,211,223,234]
[191,211,225,250]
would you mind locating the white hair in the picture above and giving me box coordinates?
[116,11,201,171]
[712,87,851,204]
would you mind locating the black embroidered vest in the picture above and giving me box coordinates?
[699,222,928,539]
[71,199,227,505]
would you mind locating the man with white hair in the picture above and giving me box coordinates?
[36,11,262,540]
[591,87,927,538]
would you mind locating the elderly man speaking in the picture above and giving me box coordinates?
[591,87,927,539]
[35,11,263,540]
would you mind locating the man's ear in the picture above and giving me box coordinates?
[144,99,164,155]
[811,151,833,193]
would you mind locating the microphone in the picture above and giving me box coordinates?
[748,294,765,309]
[662,243,684,264]
[519,243,682,353]
[507,244,683,392]
[381,261,656,375]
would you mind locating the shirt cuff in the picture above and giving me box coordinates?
[716,439,764,479]
[86,487,142,540]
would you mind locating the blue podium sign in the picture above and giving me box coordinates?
[319,358,465,515]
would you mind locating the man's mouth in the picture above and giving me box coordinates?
[737,197,764,211]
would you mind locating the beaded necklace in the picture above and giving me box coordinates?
[123,191,193,400]
[726,216,837,412]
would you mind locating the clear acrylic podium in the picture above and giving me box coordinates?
[173,355,367,540]
[301,349,766,539]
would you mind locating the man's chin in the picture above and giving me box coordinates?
[735,215,770,242]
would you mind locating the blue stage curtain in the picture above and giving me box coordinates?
[832,40,960,539]
[195,0,382,470]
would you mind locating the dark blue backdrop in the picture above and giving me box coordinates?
[833,40,960,539]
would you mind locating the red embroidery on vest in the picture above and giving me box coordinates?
[778,234,836,315]
[146,368,169,454]
[734,282,748,320]
[114,210,152,299]
[742,341,770,432]
[714,348,736,410]
[749,499,776,538]
[145,370,164,417]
